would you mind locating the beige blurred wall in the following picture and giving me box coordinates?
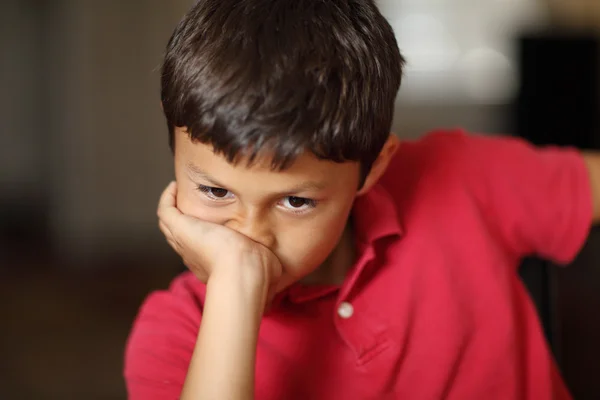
[547,0,600,30]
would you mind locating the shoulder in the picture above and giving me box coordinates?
[382,128,510,177]
[380,129,541,193]
[379,128,472,198]
[385,128,586,191]
[124,272,205,399]
[377,129,539,223]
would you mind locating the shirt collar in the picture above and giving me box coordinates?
[269,183,403,308]
[351,182,403,245]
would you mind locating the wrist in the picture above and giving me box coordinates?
[185,265,263,400]
[208,266,269,314]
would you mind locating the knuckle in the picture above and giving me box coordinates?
[172,234,186,252]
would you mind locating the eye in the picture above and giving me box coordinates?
[197,184,234,200]
[278,196,317,214]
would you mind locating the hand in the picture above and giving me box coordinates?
[157,181,283,304]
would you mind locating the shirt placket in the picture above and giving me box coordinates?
[333,245,390,362]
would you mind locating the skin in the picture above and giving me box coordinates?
[158,127,399,399]
[175,130,356,290]
[172,127,400,291]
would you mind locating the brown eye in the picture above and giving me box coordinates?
[287,197,306,208]
[197,185,232,200]
[210,187,229,198]
[279,196,317,213]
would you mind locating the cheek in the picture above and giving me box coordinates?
[176,187,229,224]
[275,209,351,275]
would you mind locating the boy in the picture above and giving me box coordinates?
[124,0,600,399]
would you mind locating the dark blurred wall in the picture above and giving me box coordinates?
[1,0,193,261]
[0,1,47,251]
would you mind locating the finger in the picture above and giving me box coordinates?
[157,180,177,211]
[161,219,189,256]
[181,259,207,279]
[158,220,173,240]
[157,181,181,223]
[166,237,179,252]
[183,264,208,283]
[159,221,182,254]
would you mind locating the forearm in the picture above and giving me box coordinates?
[181,272,265,400]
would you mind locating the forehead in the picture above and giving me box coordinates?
[175,129,360,189]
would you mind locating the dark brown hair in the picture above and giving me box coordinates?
[161,0,404,180]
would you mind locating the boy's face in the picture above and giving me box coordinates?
[173,128,361,291]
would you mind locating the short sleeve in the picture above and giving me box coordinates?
[454,131,593,264]
[124,273,203,400]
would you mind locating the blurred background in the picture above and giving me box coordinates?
[1,0,600,398]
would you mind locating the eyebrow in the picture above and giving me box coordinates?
[186,162,327,195]
[186,162,228,188]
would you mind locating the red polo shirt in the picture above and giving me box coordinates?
[124,130,592,399]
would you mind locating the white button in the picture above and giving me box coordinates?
[337,302,354,319]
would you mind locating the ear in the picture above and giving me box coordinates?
[357,134,400,196]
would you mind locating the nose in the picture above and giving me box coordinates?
[225,212,276,250]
